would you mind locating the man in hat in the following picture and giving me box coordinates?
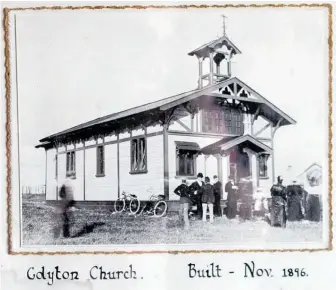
[189,173,205,219]
[174,179,192,229]
[213,175,223,217]
[201,177,215,223]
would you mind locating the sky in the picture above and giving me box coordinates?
[13,7,329,187]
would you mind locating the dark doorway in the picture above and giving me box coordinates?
[229,147,250,182]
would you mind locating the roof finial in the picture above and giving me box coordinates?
[221,14,227,36]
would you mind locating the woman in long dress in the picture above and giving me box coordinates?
[286,182,304,222]
[305,178,322,222]
[225,176,238,219]
[270,176,287,228]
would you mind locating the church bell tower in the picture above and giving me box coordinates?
[188,16,241,89]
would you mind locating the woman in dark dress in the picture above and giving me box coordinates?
[286,182,304,222]
[225,176,238,219]
[270,176,287,228]
[238,177,254,221]
[305,178,322,222]
[213,175,223,217]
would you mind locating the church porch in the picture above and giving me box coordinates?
[201,134,273,193]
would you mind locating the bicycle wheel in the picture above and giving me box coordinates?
[153,200,167,217]
[129,198,141,214]
[114,198,125,213]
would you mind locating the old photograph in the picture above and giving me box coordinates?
[6,5,330,251]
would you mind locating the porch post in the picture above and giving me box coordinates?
[250,154,258,191]
[163,124,169,200]
[44,149,47,198]
[243,148,257,192]
[209,52,214,85]
[215,154,223,183]
[243,113,252,135]
[271,136,275,183]
[204,155,209,177]
[198,58,203,89]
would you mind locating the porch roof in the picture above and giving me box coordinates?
[175,141,201,151]
[201,134,273,155]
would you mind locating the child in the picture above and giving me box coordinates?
[174,180,191,229]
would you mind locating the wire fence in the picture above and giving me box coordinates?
[21,185,46,195]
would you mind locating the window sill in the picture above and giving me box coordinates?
[130,170,148,175]
[66,174,76,179]
[96,174,105,178]
[175,175,197,180]
[259,176,269,180]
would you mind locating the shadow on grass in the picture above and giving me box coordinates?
[71,222,106,238]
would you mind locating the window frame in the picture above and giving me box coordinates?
[66,150,76,178]
[201,108,244,135]
[258,154,269,178]
[96,145,105,177]
[55,153,58,179]
[130,137,148,174]
[176,150,197,177]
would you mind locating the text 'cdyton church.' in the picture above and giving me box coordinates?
[36,20,296,206]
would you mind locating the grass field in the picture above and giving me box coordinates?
[22,194,323,246]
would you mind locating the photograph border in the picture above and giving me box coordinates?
[3,2,333,255]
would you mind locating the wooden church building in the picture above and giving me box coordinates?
[36,27,296,203]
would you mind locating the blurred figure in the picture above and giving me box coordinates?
[54,176,76,238]
[213,175,223,217]
[305,177,322,222]
[225,175,238,219]
[238,176,254,221]
[286,180,304,222]
[174,179,191,229]
[189,173,205,219]
[201,177,215,223]
[270,176,287,228]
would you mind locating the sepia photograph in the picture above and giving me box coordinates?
[5,5,330,252]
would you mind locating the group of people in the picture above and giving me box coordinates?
[174,172,321,230]
[174,173,246,228]
[269,175,321,228]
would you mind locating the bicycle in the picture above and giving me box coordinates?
[131,194,168,218]
[113,191,141,214]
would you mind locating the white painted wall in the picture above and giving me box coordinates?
[85,144,118,201]
[119,134,163,200]
[45,125,164,201]
[205,155,218,180]
[46,149,57,200]
[72,150,84,200]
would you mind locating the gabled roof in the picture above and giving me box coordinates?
[201,134,273,155]
[159,77,297,126]
[297,162,322,177]
[37,77,296,147]
[188,35,242,58]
